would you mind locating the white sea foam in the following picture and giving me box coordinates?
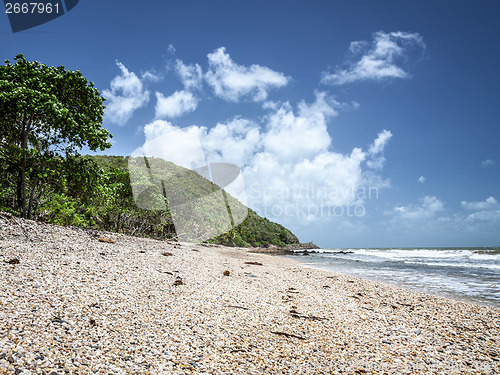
[354,249,475,259]
[318,248,499,260]
[405,261,500,271]
[470,252,500,261]
[293,247,500,307]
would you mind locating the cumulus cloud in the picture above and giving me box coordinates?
[175,60,203,91]
[103,61,150,125]
[321,31,425,85]
[201,117,261,167]
[261,92,336,163]
[141,120,205,169]
[155,90,198,119]
[393,196,444,220]
[386,196,500,241]
[464,209,500,223]
[418,176,425,183]
[221,94,387,217]
[461,196,498,211]
[460,197,500,224]
[139,91,392,223]
[205,47,289,102]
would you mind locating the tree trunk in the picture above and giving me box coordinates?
[32,183,48,218]
[17,114,32,219]
[17,166,27,218]
[27,175,39,219]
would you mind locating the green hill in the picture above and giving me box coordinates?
[26,155,299,248]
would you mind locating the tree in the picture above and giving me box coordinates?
[0,54,111,218]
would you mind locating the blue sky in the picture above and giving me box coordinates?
[2,0,499,247]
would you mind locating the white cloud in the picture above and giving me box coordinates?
[141,120,205,170]
[138,91,392,223]
[167,44,176,54]
[103,61,150,125]
[321,31,425,85]
[155,90,198,119]
[368,129,392,155]
[261,92,336,163]
[461,196,498,211]
[141,70,163,83]
[366,129,392,170]
[418,176,425,183]
[386,196,500,242]
[175,60,203,91]
[464,210,500,223]
[201,117,261,167]
[481,159,494,168]
[205,47,289,102]
[394,196,444,220]
[461,197,500,224]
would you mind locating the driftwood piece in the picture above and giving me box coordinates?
[244,261,263,266]
[226,305,250,310]
[98,238,115,244]
[271,331,305,340]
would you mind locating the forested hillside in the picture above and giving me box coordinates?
[0,154,299,247]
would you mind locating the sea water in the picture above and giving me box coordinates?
[288,248,500,308]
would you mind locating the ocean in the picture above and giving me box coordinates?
[288,248,500,308]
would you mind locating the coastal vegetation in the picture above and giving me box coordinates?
[0,54,111,219]
[0,55,299,247]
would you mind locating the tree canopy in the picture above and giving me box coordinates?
[0,54,111,218]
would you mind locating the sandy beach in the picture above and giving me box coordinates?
[0,213,498,374]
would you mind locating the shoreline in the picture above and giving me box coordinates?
[1,216,499,374]
[293,259,499,310]
[284,248,500,310]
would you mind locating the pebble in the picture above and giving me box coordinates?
[0,214,499,374]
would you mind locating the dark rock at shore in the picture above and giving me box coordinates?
[249,242,320,254]
[287,242,320,251]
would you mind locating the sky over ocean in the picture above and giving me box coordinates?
[2,0,499,248]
